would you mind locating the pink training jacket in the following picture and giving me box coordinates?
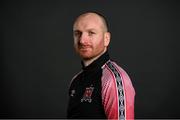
[67,51,135,119]
[101,61,135,119]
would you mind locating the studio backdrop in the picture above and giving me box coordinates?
[1,0,179,118]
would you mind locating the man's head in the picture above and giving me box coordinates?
[73,12,111,61]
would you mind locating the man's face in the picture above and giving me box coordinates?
[73,14,110,60]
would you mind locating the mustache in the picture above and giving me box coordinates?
[78,43,92,48]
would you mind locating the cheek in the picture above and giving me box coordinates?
[73,42,78,52]
[74,38,77,44]
[94,38,105,50]
[97,36,105,46]
[74,39,78,47]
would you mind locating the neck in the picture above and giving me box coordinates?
[83,49,107,67]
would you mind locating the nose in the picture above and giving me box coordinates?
[79,33,88,44]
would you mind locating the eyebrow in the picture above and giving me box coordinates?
[73,28,97,32]
[73,30,81,32]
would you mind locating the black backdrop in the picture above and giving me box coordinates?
[1,0,180,119]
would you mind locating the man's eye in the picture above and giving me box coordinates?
[88,31,95,36]
[74,31,81,37]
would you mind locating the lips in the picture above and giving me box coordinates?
[78,45,92,50]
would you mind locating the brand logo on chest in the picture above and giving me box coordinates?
[70,90,76,97]
[81,85,94,103]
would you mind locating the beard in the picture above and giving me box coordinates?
[77,46,93,60]
[75,44,105,61]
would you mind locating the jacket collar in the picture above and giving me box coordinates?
[81,51,110,72]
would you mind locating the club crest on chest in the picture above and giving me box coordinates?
[81,85,94,103]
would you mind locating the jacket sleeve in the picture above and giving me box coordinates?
[101,62,135,119]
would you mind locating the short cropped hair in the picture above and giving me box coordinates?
[74,11,109,32]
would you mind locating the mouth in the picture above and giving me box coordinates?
[78,45,91,50]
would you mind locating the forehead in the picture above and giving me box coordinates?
[73,13,104,30]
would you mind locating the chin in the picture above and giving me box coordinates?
[78,51,92,58]
[80,54,93,60]
[78,50,104,61]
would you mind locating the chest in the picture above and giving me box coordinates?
[69,69,102,105]
[67,65,107,118]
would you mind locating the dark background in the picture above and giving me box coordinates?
[1,0,179,119]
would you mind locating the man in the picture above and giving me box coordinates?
[67,12,135,119]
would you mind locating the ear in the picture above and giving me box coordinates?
[104,32,111,47]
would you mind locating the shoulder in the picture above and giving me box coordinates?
[68,70,83,88]
[72,70,83,80]
[101,60,119,88]
[101,60,134,88]
[102,60,131,79]
[102,60,123,80]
